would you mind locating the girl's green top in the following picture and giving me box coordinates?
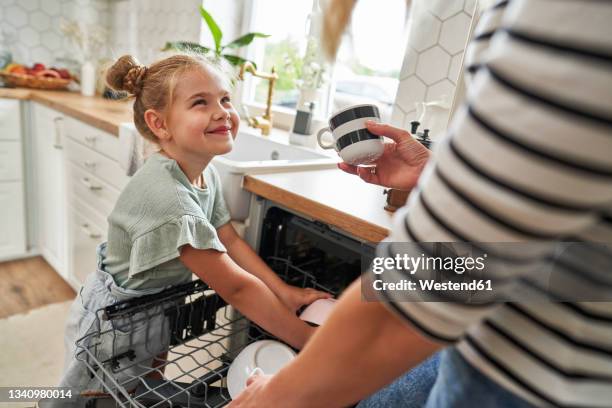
[103,153,231,290]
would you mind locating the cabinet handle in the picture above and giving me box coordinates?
[81,177,102,191]
[53,117,64,149]
[83,160,96,169]
[81,223,102,239]
[84,135,97,144]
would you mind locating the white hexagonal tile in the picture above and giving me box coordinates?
[6,5,28,28]
[391,107,406,128]
[62,2,75,18]
[448,54,463,84]
[399,47,418,80]
[439,13,471,54]
[19,26,40,47]
[81,11,98,26]
[428,0,464,21]
[0,0,16,8]
[19,0,39,12]
[93,0,109,12]
[30,46,52,65]
[30,11,51,31]
[464,0,477,14]
[426,79,455,103]
[41,0,61,16]
[408,11,441,52]
[416,47,451,85]
[41,31,62,51]
[396,75,427,113]
[0,6,4,20]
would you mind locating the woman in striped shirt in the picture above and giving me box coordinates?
[229,0,612,406]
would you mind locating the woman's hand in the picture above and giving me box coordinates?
[278,285,333,313]
[338,121,431,191]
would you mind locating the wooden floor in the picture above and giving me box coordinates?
[0,256,76,319]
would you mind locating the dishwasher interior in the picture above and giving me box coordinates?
[71,205,374,407]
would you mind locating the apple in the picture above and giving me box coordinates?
[35,69,61,78]
[32,63,45,72]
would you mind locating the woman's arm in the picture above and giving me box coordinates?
[217,223,331,311]
[228,279,442,408]
[180,244,314,349]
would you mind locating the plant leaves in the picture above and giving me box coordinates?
[162,41,212,55]
[199,6,223,54]
[222,54,257,69]
[224,32,270,49]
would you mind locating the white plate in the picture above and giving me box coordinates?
[227,340,296,399]
[299,298,338,326]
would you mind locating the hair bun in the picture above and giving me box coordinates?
[105,55,147,96]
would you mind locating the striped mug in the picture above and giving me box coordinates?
[316,104,384,165]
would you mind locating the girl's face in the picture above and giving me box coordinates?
[163,65,239,160]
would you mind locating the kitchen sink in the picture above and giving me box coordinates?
[119,123,338,221]
[213,128,338,220]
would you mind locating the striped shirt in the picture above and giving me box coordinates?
[376,0,612,406]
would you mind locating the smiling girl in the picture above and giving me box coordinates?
[55,54,329,396]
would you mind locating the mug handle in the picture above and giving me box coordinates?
[316,127,335,150]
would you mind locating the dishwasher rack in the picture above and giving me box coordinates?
[73,256,336,408]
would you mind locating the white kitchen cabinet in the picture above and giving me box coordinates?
[67,206,105,286]
[0,182,26,258]
[64,115,127,287]
[0,98,26,260]
[32,102,68,278]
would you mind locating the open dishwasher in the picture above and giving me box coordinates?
[71,205,374,407]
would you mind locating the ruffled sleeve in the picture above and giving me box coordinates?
[128,214,226,278]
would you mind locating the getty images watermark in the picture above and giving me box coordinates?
[360,242,612,303]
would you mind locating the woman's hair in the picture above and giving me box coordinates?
[105,53,232,142]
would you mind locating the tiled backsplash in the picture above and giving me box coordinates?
[391,0,477,140]
[0,0,203,67]
[109,0,202,65]
[0,0,109,66]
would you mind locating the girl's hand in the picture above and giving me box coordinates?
[278,285,333,313]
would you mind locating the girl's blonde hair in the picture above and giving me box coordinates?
[105,53,232,142]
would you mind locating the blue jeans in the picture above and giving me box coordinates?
[357,353,440,408]
[358,348,535,408]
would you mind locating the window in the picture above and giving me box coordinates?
[241,0,408,126]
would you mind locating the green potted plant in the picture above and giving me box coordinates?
[163,6,269,68]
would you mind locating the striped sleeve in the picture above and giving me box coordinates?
[376,0,612,344]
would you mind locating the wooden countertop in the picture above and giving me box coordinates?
[244,169,394,242]
[0,88,132,135]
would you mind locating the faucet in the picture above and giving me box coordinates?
[238,62,278,136]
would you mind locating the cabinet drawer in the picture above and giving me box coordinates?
[65,136,130,190]
[64,116,120,162]
[0,99,21,141]
[67,161,120,219]
[0,141,22,181]
[0,181,26,259]
[68,206,106,286]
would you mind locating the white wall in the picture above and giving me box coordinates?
[108,0,203,65]
[0,0,109,67]
[391,0,477,140]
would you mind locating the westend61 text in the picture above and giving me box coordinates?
[372,279,493,292]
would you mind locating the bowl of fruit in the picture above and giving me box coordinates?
[1,63,73,90]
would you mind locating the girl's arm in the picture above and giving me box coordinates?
[216,223,331,311]
[180,244,315,349]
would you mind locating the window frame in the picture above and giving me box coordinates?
[236,0,331,131]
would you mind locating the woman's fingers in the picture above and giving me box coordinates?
[337,162,358,174]
[366,121,412,143]
[356,166,382,185]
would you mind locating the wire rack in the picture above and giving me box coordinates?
[73,256,336,408]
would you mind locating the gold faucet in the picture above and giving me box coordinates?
[238,62,278,136]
